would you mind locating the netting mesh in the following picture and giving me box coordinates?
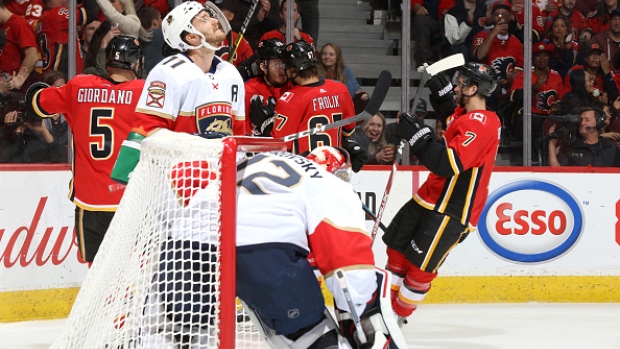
[52,132,268,349]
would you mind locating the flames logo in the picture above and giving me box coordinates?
[492,57,516,79]
[536,90,558,112]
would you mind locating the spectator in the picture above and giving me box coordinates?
[443,0,487,62]
[589,8,620,70]
[4,0,45,31]
[83,20,123,76]
[548,107,620,166]
[0,1,39,92]
[40,69,69,162]
[260,0,314,45]
[81,19,102,58]
[560,69,602,115]
[228,0,278,51]
[137,6,164,74]
[586,0,619,35]
[96,0,149,40]
[546,15,578,79]
[435,117,445,138]
[37,0,99,75]
[411,0,453,67]
[472,0,523,100]
[297,0,319,43]
[511,0,546,42]
[319,42,368,108]
[351,112,394,165]
[601,102,620,140]
[211,0,254,66]
[575,0,598,20]
[0,110,61,163]
[567,43,618,103]
[545,0,588,44]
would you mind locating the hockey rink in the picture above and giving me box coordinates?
[1,303,619,349]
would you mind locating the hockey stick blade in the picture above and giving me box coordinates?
[281,70,392,142]
[424,53,465,77]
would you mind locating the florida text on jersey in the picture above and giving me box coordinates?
[134,53,246,136]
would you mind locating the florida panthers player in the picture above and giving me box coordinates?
[144,138,406,349]
[111,1,247,184]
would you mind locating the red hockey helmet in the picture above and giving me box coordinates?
[307,146,352,182]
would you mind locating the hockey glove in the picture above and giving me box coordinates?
[425,72,457,119]
[398,113,434,156]
[25,82,49,124]
[249,97,276,137]
[236,54,261,81]
[344,138,369,173]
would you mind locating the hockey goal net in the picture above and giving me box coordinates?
[52,131,286,349]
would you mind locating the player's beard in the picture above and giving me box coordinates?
[204,29,226,48]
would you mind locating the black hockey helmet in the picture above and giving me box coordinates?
[453,62,498,97]
[257,38,285,61]
[106,35,144,78]
[280,40,317,72]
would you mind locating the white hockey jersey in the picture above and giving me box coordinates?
[135,53,246,136]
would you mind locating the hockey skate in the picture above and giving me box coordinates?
[336,268,407,349]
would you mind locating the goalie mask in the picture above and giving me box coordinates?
[452,62,498,97]
[307,146,352,182]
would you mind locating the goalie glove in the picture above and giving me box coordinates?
[249,97,276,137]
[110,129,146,184]
[398,113,434,156]
[344,138,368,173]
[425,72,457,119]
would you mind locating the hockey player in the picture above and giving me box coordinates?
[384,63,501,323]
[250,40,369,172]
[148,141,406,348]
[26,35,145,262]
[244,38,291,136]
[111,1,246,184]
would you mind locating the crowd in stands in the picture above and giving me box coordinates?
[0,0,618,167]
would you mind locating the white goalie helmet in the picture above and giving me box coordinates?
[162,1,218,52]
[307,146,352,182]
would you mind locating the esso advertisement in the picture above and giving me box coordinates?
[478,180,584,263]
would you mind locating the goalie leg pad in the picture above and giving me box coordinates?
[339,268,408,349]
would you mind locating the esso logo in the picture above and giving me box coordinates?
[478,180,583,263]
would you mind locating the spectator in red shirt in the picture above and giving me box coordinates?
[37,0,99,75]
[0,0,38,92]
[545,0,589,43]
[260,0,314,45]
[589,8,620,70]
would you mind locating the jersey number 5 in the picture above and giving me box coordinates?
[90,109,115,160]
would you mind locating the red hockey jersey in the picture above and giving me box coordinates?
[30,75,145,211]
[472,30,524,80]
[244,76,291,136]
[0,14,37,74]
[510,69,565,115]
[414,107,501,228]
[271,78,355,154]
[37,6,89,74]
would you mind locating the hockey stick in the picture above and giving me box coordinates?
[229,0,260,63]
[281,70,392,142]
[361,203,388,233]
[371,140,403,243]
[409,53,465,115]
[335,269,367,345]
[370,55,465,242]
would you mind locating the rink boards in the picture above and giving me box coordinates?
[0,164,619,322]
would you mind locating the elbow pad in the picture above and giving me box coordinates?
[110,130,146,184]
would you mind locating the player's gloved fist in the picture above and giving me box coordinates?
[398,112,434,155]
[344,139,368,173]
[426,72,457,118]
[249,97,276,137]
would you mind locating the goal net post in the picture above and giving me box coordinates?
[52,131,285,349]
